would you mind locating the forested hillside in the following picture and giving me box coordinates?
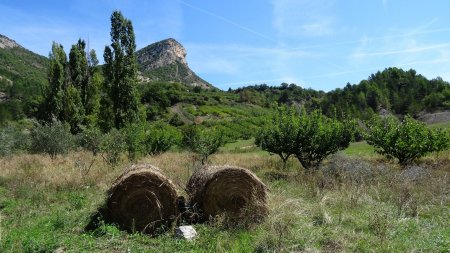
[231,67,450,119]
[0,36,48,121]
[1,31,449,126]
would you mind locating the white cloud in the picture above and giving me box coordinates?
[271,0,335,37]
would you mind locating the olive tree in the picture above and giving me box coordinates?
[365,115,449,166]
[30,120,74,159]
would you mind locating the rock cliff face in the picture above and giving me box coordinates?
[137,38,187,70]
[136,38,212,89]
[0,34,22,49]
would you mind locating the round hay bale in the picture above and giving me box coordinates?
[186,165,268,225]
[107,164,178,235]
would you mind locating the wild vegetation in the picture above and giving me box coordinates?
[0,9,449,253]
[0,143,448,252]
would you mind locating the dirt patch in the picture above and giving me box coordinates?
[417,110,450,124]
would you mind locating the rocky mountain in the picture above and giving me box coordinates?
[136,38,212,89]
[0,34,23,49]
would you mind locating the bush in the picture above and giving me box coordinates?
[80,127,102,156]
[0,123,29,156]
[365,115,449,166]
[145,122,181,156]
[101,128,126,166]
[182,125,225,164]
[256,106,355,170]
[30,120,74,159]
[121,123,146,160]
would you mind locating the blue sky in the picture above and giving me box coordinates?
[1,0,450,91]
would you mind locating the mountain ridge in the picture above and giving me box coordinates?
[136,38,213,89]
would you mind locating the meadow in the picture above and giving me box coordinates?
[0,141,449,253]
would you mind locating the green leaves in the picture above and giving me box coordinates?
[256,106,355,170]
[365,115,450,165]
[102,11,140,130]
[182,125,225,164]
[30,120,74,159]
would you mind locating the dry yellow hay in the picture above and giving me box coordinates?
[106,164,178,234]
[186,165,268,225]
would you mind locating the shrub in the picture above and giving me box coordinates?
[101,128,126,166]
[30,120,74,159]
[0,123,29,156]
[80,127,102,156]
[182,126,225,164]
[365,115,449,166]
[145,122,181,156]
[121,123,146,160]
[256,106,355,170]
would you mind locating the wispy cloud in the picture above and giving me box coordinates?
[177,0,276,43]
[271,0,335,37]
[352,43,450,57]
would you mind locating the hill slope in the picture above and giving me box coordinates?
[0,34,48,121]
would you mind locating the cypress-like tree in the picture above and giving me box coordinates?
[102,10,141,129]
[69,39,89,107]
[85,49,101,126]
[44,42,67,121]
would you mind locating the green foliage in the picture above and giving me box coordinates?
[0,42,48,119]
[255,107,297,169]
[230,68,450,119]
[121,123,146,160]
[0,122,29,156]
[62,84,85,133]
[294,110,355,170]
[365,115,450,165]
[84,67,102,126]
[69,39,89,108]
[145,122,181,155]
[42,42,66,121]
[30,120,74,159]
[100,128,126,166]
[103,11,141,129]
[182,125,225,164]
[80,127,102,156]
[256,106,355,170]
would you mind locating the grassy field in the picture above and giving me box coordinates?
[429,120,450,129]
[1,146,449,252]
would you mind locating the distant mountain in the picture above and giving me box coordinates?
[136,38,213,89]
[0,34,48,121]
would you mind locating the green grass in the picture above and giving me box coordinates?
[428,120,450,129]
[1,151,449,252]
[343,141,377,157]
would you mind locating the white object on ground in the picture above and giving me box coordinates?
[175,225,197,240]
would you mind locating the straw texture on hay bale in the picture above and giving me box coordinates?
[186,165,268,224]
[107,164,178,234]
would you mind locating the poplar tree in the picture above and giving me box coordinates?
[44,42,66,121]
[102,10,140,129]
[69,39,89,107]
